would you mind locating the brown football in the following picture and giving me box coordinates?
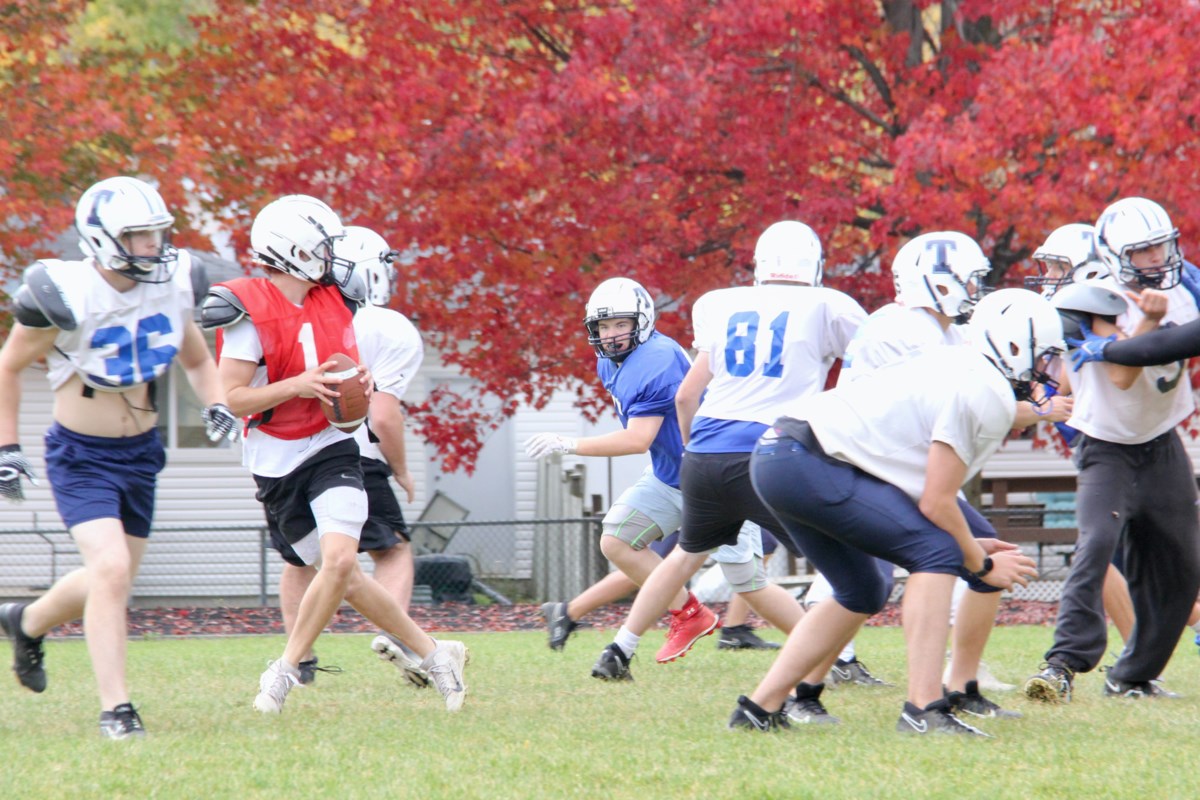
[321,352,369,433]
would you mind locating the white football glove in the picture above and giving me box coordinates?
[201,403,240,443]
[524,433,578,460]
[0,445,39,503]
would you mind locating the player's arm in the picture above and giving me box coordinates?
[675,350,713,446]
[524,415,664,460]
[1012,392,1072,430]
[220,354,341,418]
[575,415,663,457]
[920,442,1036,590]
[1088,316,1200,366]
[176,320,228,408]
[368,390,414,502]
[1098,289,1168,390]
[0,323,60,445]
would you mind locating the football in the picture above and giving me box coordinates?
[321,352,369,433]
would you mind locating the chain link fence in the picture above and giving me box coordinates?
[0,516,1073,607]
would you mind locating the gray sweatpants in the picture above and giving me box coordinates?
[1045,430,1200,682]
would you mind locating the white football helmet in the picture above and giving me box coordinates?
[892,231,991,323]
[753,221,823,286]
[584,277,656,361]
[967,288,1065,401]
[250,195,353,286]
[1095,197,1183,290]
[1026,223,1101,296]
[74,176,178,283]
[335,226,398,307]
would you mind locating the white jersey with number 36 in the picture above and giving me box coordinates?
[40,253,194,392]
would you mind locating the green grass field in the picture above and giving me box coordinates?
[2,625,1197,799]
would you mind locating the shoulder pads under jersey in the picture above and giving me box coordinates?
[11,262,77,331]
[200,285,249,329]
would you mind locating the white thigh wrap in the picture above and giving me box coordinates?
[312,485,368,540]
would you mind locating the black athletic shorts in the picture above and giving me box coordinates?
[262,448,407,567]
[678,450,788,555]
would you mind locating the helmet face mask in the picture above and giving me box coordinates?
[967,288,1066,401]
[584,278,656,362]
[753,221,824,286]
[250,195,353,287]
[75,176,179,284]
[1096,197,1183,291]
[893,231,991,323]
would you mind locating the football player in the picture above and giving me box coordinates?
[1025,197,1200,702]
[588,221,865,699]
[733,289,1051,735]
[525,277,722,658]
[0,176,236,739]
[202,197,466,713]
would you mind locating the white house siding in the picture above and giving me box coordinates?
[18,342,1197,602]
[0,363,433,601]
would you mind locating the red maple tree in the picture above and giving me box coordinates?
[3,1,1198,467]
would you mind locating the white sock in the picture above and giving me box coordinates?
[806,573,833,605]
[949,578,969,627]
[614,627,640,658]
[839,641,856,662]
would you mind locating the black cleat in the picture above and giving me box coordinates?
[1024,661,1074,703]
[1103,676,1180,699]
[0,602,46,693]
[783,682,840,725]
[716,624,781,651]
[297,654,343,686]
[827,657,891,687]
[896,699,991,737]
[728,695,791,732]
[99,703,146,740]
[591,643,634,681]
[541,602,579,651]
[946,680,1022,719]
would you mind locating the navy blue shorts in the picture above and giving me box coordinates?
[650,530,679,557]
[43,423,165,538]
[751,432,998,615]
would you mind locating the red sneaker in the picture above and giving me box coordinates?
[655,599,719,663]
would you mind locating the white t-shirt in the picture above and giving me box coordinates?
[839,303,963,382]
[1069,279,1198,444]
[220,316,350,478]
[790,346,1016,502]
[350,305,424,463]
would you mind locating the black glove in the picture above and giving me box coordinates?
[201,404,240,443]
[0,444,38,503]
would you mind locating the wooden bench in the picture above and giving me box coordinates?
[981,475,1078,547]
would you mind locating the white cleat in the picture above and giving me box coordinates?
[371,634,431,689]
[422,640,469,712]
[254,659,300,714]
